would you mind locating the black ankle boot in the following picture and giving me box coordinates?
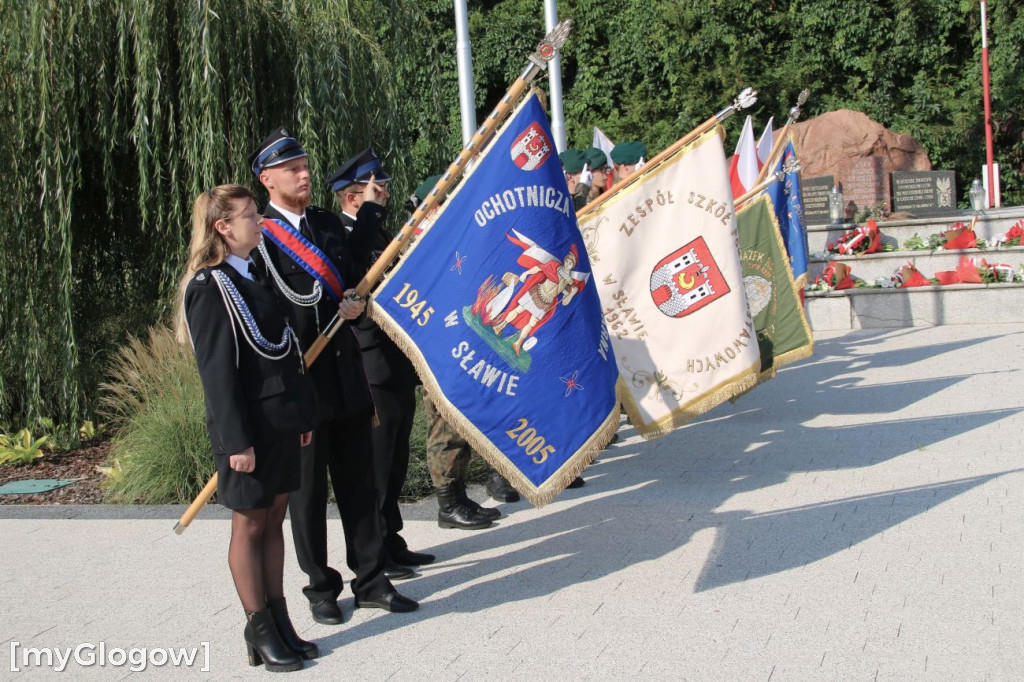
[436,485,492,529]
[485,469,521,503]
[454,480,500,519]
[244,608,304,672]
[267,597,319,660]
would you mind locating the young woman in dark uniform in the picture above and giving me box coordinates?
[177,184,320,672]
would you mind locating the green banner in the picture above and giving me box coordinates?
[737,195,814,378]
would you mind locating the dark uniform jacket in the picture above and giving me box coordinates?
[341,211,419,389]
[184,263,318,455]
[254,204,379,422]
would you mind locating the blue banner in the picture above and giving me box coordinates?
[764,140,810,284]
[372,94,619,505]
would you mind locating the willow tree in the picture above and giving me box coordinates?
[0,0,453,433]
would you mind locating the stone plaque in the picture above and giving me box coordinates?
[801,175,835,225]
[891,170,957,215]
[837,157,890,217]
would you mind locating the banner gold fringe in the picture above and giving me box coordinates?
[618,359,761,441]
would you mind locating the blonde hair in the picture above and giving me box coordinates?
[175,184,257,342]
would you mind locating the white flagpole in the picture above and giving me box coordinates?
[544,0,567,152]
[455,0,477,146]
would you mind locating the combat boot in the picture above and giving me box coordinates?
[485,468,520,503]
[453,480,501,519]
[436,485,492,530]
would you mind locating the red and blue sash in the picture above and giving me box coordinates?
[262,218,346,303]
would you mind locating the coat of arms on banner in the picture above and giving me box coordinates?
[370,93,618,505]
[649,236,730,318]
[510,122,554,171]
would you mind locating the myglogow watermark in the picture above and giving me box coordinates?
[10,641,210,673]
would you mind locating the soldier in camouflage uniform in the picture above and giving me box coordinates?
[421,390,498,529]
[405,175,519,528]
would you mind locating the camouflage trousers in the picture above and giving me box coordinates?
[421,389,472,488]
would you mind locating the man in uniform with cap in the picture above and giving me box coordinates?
[326,149,436,578]
[249,127,418,624]
[560,149,592,212]
[611,141,647,184]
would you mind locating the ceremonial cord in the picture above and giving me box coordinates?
[257,237,323,306]
[211,269,296,361]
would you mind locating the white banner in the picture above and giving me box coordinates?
[579,127,760,439]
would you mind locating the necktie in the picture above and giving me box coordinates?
[299,215,311,239]
[247,261,261,282]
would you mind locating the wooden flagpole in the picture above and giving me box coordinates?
[575,87,759,221]
[174,20,573,535]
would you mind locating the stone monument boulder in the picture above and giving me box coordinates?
[792,109,932,216]
[792,109,931,177]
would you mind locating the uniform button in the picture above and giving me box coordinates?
[336,350,341,357]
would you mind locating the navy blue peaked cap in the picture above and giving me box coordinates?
[326,148,391,192]
[249,126,307,177]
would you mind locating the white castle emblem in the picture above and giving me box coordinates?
[650,247,714,317]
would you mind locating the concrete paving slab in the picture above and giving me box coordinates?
[1,323,1023,680]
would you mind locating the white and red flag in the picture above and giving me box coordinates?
[728,115,759,199]
[757,116,774,167]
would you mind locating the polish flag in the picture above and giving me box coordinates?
[757,117,774,167]
[728,116,759,199]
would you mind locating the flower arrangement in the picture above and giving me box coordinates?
[992,219,1024,248]
[826,219,882,255]
[940,222,978,250]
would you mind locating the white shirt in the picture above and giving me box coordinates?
[341,211,357,232]
[225,254,256,281]
[269,201,305,230]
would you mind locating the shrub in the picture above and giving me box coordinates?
[99,326,213,504]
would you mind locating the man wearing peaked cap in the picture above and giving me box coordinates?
[611,141,647,183]
[250,128,419,624]
[329,149,437,580]
[560,149,593,212]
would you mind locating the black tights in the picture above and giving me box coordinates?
[229,493,290,612]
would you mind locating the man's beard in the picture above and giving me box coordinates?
[280,186,311,210]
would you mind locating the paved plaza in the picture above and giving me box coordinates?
[2,323,1023,680]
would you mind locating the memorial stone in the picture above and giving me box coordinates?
[891,171,957,216]
[801,175,835,225]
[837,157,890,218]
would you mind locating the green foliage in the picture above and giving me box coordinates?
[99,326,212,504]
[0,429,49,466]
[3,0,1023,433]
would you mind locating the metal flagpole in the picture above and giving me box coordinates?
[174,21,574,534]
[455,0,477,146]
[544,0,567,152]
[980,0,996,208]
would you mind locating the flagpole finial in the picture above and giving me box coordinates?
[714,87,757,122]
[735,87,758,111]
[530,19,572,67]
[786,89,811,126]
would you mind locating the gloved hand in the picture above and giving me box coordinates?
[579,163,593,188]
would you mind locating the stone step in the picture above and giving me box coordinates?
[804,282,1024,330]
[806,205,1024,254]
[807,246,1024,283]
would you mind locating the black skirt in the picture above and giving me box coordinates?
[215,427,302,510]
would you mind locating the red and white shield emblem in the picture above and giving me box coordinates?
[649,237,730,318]
[510,122,552,171]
